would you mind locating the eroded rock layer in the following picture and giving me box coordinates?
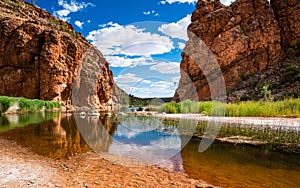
[0,0,119,110]
[174,0,299,101]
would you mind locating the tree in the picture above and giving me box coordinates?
[260,84,273,101]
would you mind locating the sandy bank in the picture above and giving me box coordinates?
[150,113,300,129]
[0,138,215,188]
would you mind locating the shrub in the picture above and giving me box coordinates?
[259,84,273,101]
[0,96,11,113]
[282,65,299,82]
[287,48,295,54]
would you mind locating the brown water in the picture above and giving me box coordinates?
[0,112,299,188]
[181,139,300,188]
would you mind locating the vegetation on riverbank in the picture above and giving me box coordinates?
[160,118,300,153]
[0,96,61,113]
[155,98,300,117]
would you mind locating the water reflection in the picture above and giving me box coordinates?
[0,113,299,187]
[75,114,118,152]
[76,114,184,170]
[0,112,91,158]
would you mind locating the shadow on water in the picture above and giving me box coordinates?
[0,112,299,188]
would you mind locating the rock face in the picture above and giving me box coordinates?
[174,0,299,101]
[271,0,300,52]
[0,0,119,110]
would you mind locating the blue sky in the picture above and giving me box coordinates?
[25,0,234,98]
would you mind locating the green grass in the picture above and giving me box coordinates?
[225,99,300,117]
[157,98,300,117]
[0,96,61,113]
[193,122,300,153]
[159,119,299,153]
[157,100,225,115]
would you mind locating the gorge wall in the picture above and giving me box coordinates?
[0,0,119,110]
[174,0,299,101]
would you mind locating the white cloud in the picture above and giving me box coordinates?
[143,11,151,15]
[105,56,155,68]
[74,20,84,29]
[160,0,197,5]
[150,81,175,89]
[56,9,71,17]
[86,22,174,56]
[115,72,178,97]
[141,80,152,84]
[131,86,175,98]
[115,73,143,84]
[143,10,159,17]
[158,14,191,40]
[159,0,240,6]
[54,0,94,21]
[178,42,186,50]
[220,0,234,6]
[150,62,180,74]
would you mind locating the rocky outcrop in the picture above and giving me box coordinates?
[0,0,119,110]
[174,0,299,101]
[227,54,300,102]
[271,0,300,52]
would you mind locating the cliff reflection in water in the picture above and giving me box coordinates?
[0,112,118,158]
[75,113,118,153]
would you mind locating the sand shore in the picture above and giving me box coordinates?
[0,138,215,188]
[147,113,300,129]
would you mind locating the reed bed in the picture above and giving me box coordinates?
[157,98,300,117]
[160,118,300,153]
[0,96,61,113]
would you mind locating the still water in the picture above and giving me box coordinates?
[0,112,299,188]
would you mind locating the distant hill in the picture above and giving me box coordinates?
[117,87,172,106]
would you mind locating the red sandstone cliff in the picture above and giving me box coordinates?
[0,0,119,110]
[174,0,299,101]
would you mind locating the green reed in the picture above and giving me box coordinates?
[0,96,61,113]
[157,98,300,117]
